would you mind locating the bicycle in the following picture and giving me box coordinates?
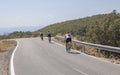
[40,33,43,40]
[48,37,51,43]
[40,36,43,40]
[66,41,72,52]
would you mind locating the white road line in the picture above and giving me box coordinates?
[73,68,88,75]
[10,41,19,75]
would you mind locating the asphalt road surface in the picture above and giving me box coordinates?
[13,38,120,75]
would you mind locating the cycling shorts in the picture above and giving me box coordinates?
[66,38,71,43]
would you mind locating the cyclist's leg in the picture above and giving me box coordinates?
[66,38,71,52]
[48,37,50,42]
[42,36,43,40]
[66,39,68,50]
[67,38,72,51]
[48,37,51,43]
[49,37,51,43]
[41,36,43,40]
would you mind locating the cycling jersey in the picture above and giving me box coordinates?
[65,33,72,39]
[65,33,72,43]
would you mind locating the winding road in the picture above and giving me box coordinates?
[12,38,120,75]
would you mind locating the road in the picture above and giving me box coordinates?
[13,38,120,75]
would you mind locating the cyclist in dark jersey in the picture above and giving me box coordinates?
[40,32,43,40]
[47,31,51,43]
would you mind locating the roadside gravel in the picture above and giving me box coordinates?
[0,47,15,75]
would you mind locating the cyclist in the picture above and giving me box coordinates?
[47,31,51,43]
[40,32,43,40]
[65,32,72,51]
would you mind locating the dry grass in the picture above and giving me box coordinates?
[0,40,17,52]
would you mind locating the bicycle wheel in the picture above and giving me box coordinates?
[48,37,51,43]
[41,37,43,40]
[66,42,71,52]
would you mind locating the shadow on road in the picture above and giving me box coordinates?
[68,51,80,54]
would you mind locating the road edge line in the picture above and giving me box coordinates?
[9,40,19,75]
[73,68,88,75]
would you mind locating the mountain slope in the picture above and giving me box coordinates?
[37,10,120,47]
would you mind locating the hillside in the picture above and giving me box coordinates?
[37,10,120,47]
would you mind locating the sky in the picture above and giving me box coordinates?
[0,0,120,28]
